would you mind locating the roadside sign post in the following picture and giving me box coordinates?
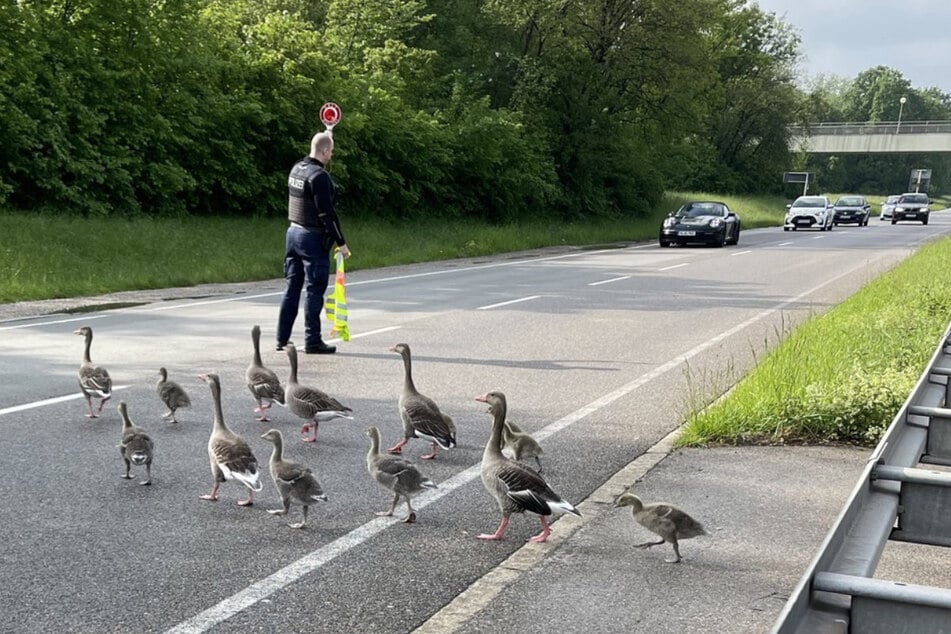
[783,171,815,196]
[319,102,342,132]
[909,168,932,193]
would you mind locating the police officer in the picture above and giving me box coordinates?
[276,131,351,354]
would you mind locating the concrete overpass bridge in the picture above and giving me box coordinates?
[790,121,951,153]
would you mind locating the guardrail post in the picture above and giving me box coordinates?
[872,464,951,547]
[813,572,951,634]
[908,405,951,466]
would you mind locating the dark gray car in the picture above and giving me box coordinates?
[832,195,870,226]
[892,193,930,225]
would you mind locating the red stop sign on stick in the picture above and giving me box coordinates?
[320,102,342,129]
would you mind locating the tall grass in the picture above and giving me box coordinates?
[0,192,790,303]
[678,237,951,447]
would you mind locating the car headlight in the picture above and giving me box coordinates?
[709,218,722,228]
[663,217,676,228]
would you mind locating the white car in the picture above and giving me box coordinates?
[880,195,900,220]
[784,195,835,231]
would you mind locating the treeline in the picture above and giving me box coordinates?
[1,1,948,221]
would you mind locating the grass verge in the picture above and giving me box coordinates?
[677,236,951,447]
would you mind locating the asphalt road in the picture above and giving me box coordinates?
[1,214,949,633]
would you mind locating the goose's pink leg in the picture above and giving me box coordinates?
[238,490,255,506]
[84,397,98,418]
[96,396,110,415]
[478,517,509,541]
[528,516,551,543]
[419,441,438,460]
[200,482,220,501]
[387,438,408,454]
[302,421,318,443]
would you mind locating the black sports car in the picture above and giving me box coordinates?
[659,201,740,247]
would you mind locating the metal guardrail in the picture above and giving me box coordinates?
[773,321,951,633]
[789,121,951,136]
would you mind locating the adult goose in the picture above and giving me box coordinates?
[198,373,262,506]
[501,420,544,473]
[475,391,580,543]
[387,343,455,460]
[261,429,327,529]
[366,426,437,523]
[74,325,112,418]
[246,325,285,422]
[284,343,352,443]
[156,367,191,423]
[117,401,154,485]
[613,492,707,563]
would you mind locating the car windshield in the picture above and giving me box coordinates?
[835,197,864,206]
[899,194,928,204]
[678,203,724,218]
[792,197,826,208]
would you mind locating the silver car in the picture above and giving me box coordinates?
[784,195,835,231]
[880,195,900,220]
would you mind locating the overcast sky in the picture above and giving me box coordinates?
[753,0,951,94]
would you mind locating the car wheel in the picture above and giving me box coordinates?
[891,218,897,225]
[923,216,929,225]
[729,226,740,245]
[714,229,726,247]
[783,226,789,232]
[659,239,670,247]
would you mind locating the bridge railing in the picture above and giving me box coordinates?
[772,320,951,633]
[789,121,951,136]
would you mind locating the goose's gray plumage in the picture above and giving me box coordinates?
[157,367,191,423]
[366,426,437,523]
[74,326,112,418]
[501,420,544,472]
[247,325,285,422]
[117,401,154,485]
[198,373,262,506]
[613,493,706,563]
[387,343,455,460]
[261,429,327,529]
[284,343,352,443]
[475,391,580,543]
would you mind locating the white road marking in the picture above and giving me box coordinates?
[659,263,688,271]
[812,235,826,239]
[326,325,400,342]
[163,260,873,634]
[476,296,541,310]
[587,276,631,286]
[2,248,625,331]
[778,242,794,246]
[0,314,108,331]
[0,386,131,416]
[730,250,752,256]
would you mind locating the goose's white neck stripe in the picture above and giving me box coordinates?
[163,263,868,633]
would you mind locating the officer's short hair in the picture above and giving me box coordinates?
[311,132,334,157]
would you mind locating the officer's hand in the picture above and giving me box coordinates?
[338,244,352,259]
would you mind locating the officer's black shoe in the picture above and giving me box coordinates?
[304,341,336,354]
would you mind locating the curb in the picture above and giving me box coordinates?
[412,426,682,634]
